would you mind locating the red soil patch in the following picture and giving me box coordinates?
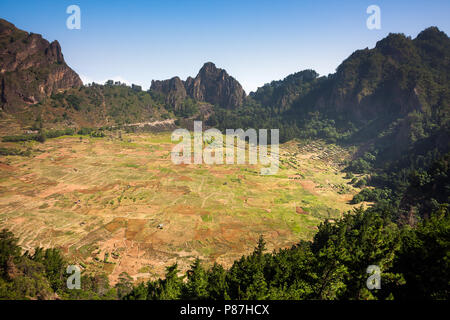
[194,227,215,240]
[38,183,84,198]
[298,180,318,195]
[104,218,148,241]
[10,217,26,224]
[220,223,245,242]
[0,162,17,171]
[163,185,190,195]
[125,219,147,241]
[296,207,308,214]
[35,153,50,160]
[178,176,193,182]
[54,155,72,162]
[104,218,127,233]
[77,183,118,194]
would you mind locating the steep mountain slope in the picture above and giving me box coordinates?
[316,27,449,123]
[250,27,449,125]
[0,19,82,113]
[150,76,187,110]
[319,28,449,165]
[250,69,324,113]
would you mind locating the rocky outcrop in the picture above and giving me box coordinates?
[151,76,187,110]
[186,62,246,108]
[0,19,82,112]
[151,62,246,109]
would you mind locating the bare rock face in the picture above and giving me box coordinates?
[0,19,82,112]
[151,76,187,110]
[151,62,246,109]
[187,62,246,108]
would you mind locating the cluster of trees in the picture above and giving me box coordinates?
[0,229,120,300]
[0,147,32,156]
[76,127,106,137]
[2,128,76,143]
[350,148,449,209]
[46,82,170,126]
[167,97,199,118]
[350,188,392,205]
[2,127,109,144]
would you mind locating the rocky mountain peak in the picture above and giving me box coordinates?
[0,19,82,112]
[199,61,218,73]
[46,40,64,64]
[151,62,246,109]
[151,76,187,110]
[194,61,246,108]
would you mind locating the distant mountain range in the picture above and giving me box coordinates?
[0,17,448,163]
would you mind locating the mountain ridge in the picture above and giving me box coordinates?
[0,16,448,163]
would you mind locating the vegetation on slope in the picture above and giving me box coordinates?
[1,204,448,300]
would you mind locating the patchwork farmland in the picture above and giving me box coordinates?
[0,132,364,283]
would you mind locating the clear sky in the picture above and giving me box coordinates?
[1,0,449,92]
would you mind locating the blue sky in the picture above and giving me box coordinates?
[1,0,449,92]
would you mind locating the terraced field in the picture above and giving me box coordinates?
[0,132,364,283]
